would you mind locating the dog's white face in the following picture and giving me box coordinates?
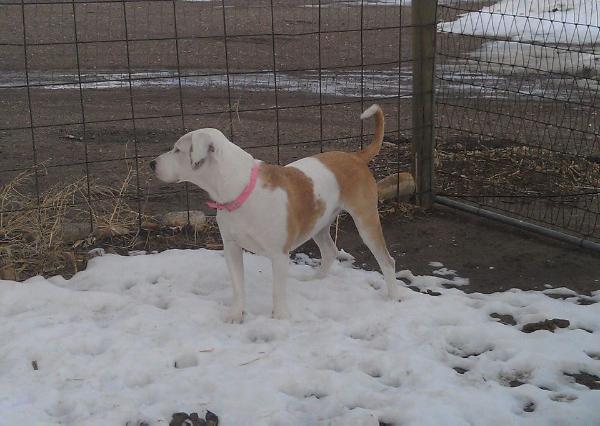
[151,129,217,186]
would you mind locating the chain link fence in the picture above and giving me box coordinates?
[435,0,600,245]
[2,0,598,278]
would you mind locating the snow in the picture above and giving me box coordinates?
[432,267,457,277]
[0,69,414,99]
[300,0,477,6]
[1,249,599,425]
[439,0,600,75]
[298,0,410,6]
[469,40,599,73]
[543,287,579,296]
[6,67,572,101]
[439,0,600,46]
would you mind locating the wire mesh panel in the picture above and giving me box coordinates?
[0,0,415,274]
[0,0,411,227]
[435,0,600,243]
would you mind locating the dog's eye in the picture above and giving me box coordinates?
[174,148,180,153]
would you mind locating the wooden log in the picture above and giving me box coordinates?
[377,172,416,202]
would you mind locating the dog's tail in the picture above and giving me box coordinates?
[356,104,384,163]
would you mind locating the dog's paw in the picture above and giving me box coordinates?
[313,269,329,280]
[272,305,291,320]
[224,307,244,324]
[388,284,416,302]
[293,272,315,282]
[295,269,327,282]
[387,287,401,301]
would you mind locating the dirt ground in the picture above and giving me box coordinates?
[334,205,600,296]
[89,202,600,297]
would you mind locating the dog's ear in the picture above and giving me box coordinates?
[189,135,214,170]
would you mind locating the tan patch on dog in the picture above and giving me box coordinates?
[259,163,326,252]
[312,105,383,209]
[316,151,389,254]
[315,152,378,209]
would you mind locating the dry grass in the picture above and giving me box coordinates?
[0,163,150,280]
[89,165,146,240]
[0,152,420,281]
[379,200,421,218]
[438,144,600,196]
[436,143,600,238]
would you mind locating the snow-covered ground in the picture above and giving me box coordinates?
[439,0,599,46]
[0,69,413,99]
[439,0,600,74]
[469,41,599,73]
[3,67,592,102]
[1,249,599,425]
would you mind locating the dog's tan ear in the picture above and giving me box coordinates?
[190,134,214,170]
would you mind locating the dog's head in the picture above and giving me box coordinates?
[150,129,225,185]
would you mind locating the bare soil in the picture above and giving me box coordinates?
[315,204,600,296]
[77,201,600,298]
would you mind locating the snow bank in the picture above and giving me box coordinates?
[470,40,599,73]
[1,249,599,425]
[439,0,600,46]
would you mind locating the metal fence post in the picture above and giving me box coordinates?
[412,0,437,208]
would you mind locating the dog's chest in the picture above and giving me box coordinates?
[216,158,340,254]
[216,194,288,256]
[225,223,265,255]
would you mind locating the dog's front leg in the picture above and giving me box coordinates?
[223,240,245,323]
[270,254,290,320]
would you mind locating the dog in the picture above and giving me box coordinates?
[150,104,410,322]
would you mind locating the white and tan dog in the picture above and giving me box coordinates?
[150,104,409,322]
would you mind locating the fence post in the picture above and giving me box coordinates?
[412,0,437,208]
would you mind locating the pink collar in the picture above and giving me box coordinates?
[207,161,260,212]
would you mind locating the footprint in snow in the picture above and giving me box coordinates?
[498,370,533,388]
[280,382,329,400]
[359,360,383,379]
[490,313,517,326]
[246,328,278,343]
[446,339,494,359]
[550,393,578,402]
[174,353,198,369]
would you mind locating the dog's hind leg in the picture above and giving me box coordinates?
[291,226,338,282]
[347,203,409,301]
[312,226,338,279]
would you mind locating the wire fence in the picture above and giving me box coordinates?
[1,0,416,251]
[435,0,600,244]
[2,0,599,278]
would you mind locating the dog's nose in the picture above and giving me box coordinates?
[149,160,156,171]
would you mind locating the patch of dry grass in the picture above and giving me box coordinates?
[0,154,420,281]
[438,145,600,196]
[0,163,149,280]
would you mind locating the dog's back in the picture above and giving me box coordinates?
[296,103,384,213]
[278,104,384,249]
